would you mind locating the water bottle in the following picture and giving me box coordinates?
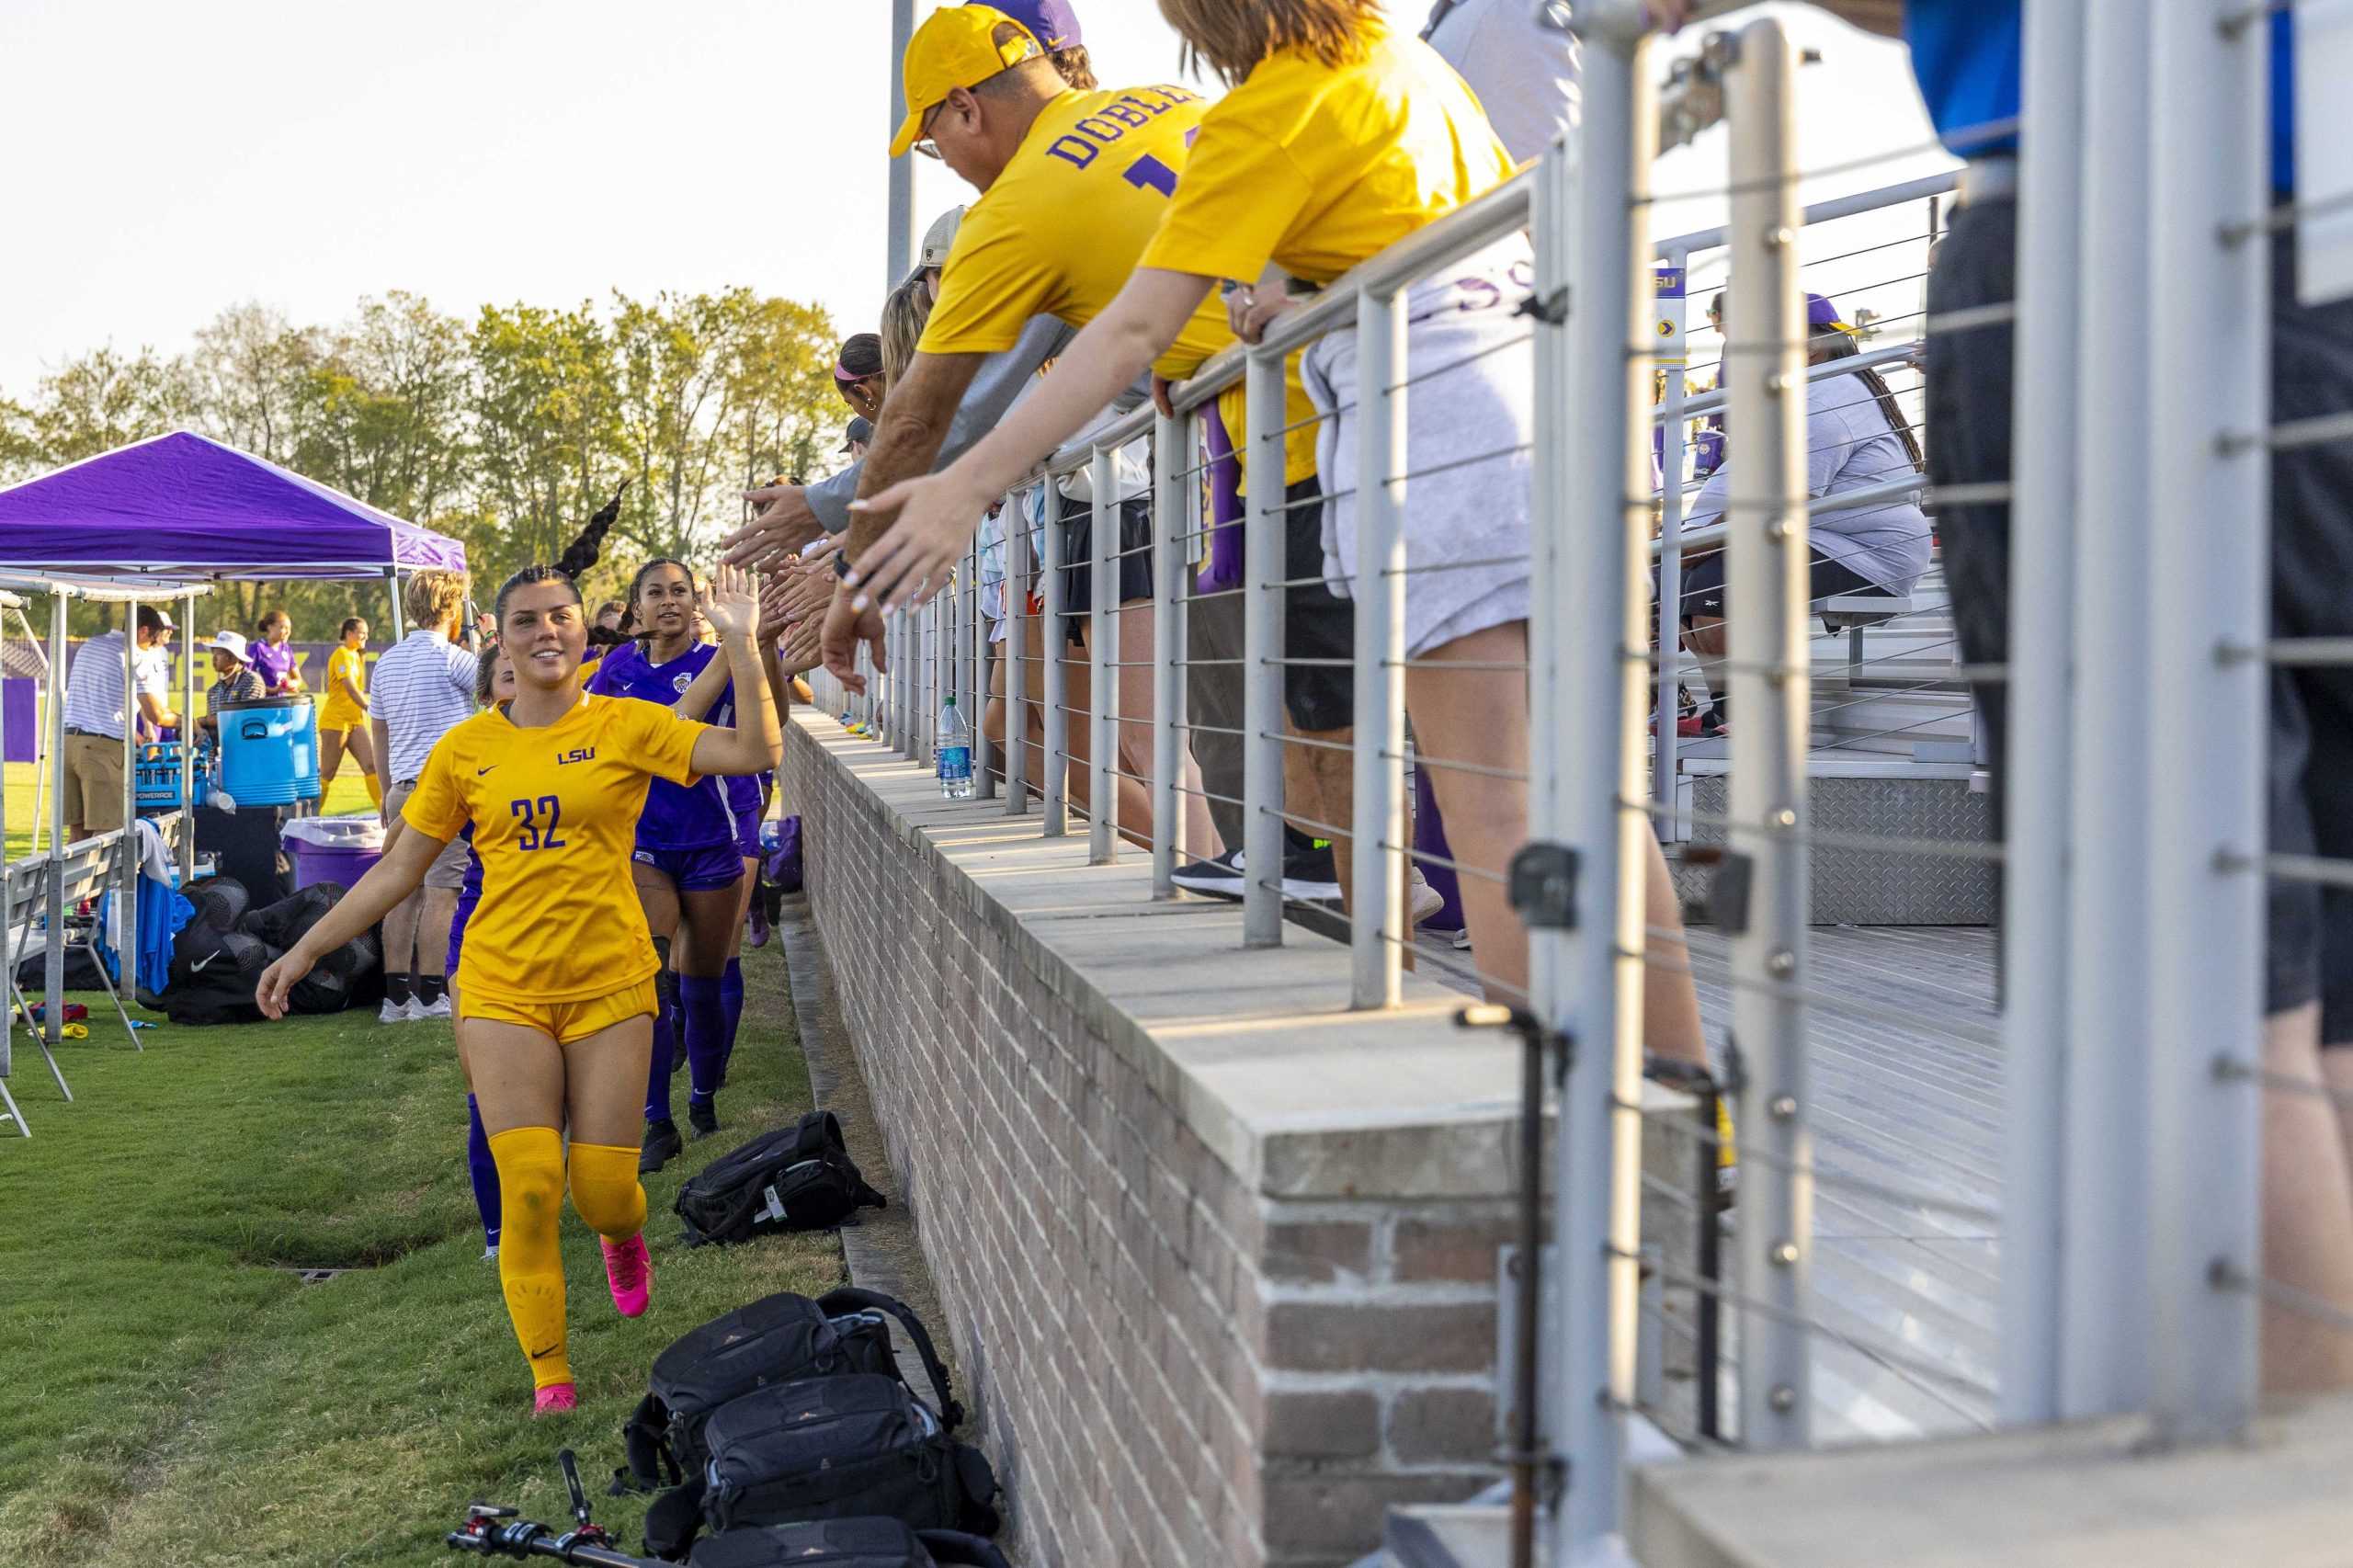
[937,696,974,800]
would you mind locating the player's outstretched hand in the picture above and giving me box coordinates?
[701,562,759,640]
[255,949,309,1019]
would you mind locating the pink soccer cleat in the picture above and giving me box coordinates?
[533,1382,578,1416]
[601,1233,653,1318]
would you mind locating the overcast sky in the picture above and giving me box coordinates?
[0,2,1942,401]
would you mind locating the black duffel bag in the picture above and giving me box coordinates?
[685,1518,1008,1568]
[674,1111,887,1247]
[617,1286,963,1494]
[641,1376,997,1561]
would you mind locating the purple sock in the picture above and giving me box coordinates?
[680,973,725,1108]
[645,973,676,1123]
[719,959,744,1069]
[465,1095,501,1248]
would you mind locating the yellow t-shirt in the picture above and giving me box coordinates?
[918,84,1318,491]
[1137,17,1517,290]
[401,694,706,1004]
[321,644,369,726]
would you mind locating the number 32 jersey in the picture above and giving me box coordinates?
[402,694,707,1005]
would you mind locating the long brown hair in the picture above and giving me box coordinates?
[1156,0,1376,85]
[1813,329,1924,473]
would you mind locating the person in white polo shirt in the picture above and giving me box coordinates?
[61,604,181,842]
[369,570,477,1023]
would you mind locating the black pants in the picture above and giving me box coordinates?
[1928,197,2353,1034]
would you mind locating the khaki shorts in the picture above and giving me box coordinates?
[63,733,127,834]
[459,976,659,1045]
[385,777,472,890]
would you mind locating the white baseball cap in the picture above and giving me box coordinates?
[919,205,967,270]
[207,631,251,664]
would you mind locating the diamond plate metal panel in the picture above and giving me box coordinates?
[1677,776,1996,926]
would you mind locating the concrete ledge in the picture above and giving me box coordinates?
[807,719,1538,1200]
[1627,1392,2353,1568]
[784,715,1699,1568]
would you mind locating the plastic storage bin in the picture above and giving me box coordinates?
[282,815,384,892]
[216,697,321,806]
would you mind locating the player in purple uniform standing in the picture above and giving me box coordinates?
[588,560,747,1172]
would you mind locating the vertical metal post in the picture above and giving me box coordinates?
[885,0,915,289]
[972,538,996,801]
[2060,0,2156,1419]
[1088,446,1119,865]
[387,566,405,641]
[44,588,65,1050]
[178,589,196,879]
[1006,494,1030,814]
[1725,17,1813,1451]
[1152,411,1186,896]
[1543,9,1658,1553]
[1655,247,1690,838]
[2143,0,2266,1440]
[1041,484,1069,836]
[119,594,140,1001]
[1241,349,1289,948]
[2000,0,2085,1427]
[1352,288,1406,1011]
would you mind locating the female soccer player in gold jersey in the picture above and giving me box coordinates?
[256,562,781,1414]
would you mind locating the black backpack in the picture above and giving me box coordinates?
[618,1286,963,1494]
[674,1112,887,1246]
[641,1376,998,1561]
[685,1518,1009,1568]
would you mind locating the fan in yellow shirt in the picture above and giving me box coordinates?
[316,617,382,808]
[254,562,782,1415]
[849,0,1712,1077]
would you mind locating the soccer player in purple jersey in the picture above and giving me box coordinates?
[588,560,749,1171]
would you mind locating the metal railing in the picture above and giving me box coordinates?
[800,1,2353,1558]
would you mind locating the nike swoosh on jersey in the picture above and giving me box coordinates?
[476,765,498,776]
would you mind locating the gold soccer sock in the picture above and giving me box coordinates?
[488,1126,573,1390]
[567,1142,648,1239]
[363,771,384,808]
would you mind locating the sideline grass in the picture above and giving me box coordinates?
[0,943,835,1565]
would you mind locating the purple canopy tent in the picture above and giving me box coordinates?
[0,430,465,582]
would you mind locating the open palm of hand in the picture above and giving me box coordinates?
[701,562,759,639]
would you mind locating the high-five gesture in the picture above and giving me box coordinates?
[699,562,760,641]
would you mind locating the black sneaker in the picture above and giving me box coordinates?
[687,1099,720,1140]
[1171,847,1245,900]
[639,1117,683,1175]
[1172,845,1344,906]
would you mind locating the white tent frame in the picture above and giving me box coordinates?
[0,574,210,1137]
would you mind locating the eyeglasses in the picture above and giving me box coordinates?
[912,100,945,160]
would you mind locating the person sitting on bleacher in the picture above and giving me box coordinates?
[198,631,266,737]
[1673,293,1930,733]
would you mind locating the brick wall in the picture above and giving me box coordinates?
[782,717,1546,1568]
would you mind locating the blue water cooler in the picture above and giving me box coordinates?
[216,697,321,806]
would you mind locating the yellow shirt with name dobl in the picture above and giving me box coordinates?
[1138,16,1517,290]
[401,694,707,1005]
[918,83,1318,490]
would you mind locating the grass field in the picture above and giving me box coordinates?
[5,755,382,861]
[0,943,835,1565]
